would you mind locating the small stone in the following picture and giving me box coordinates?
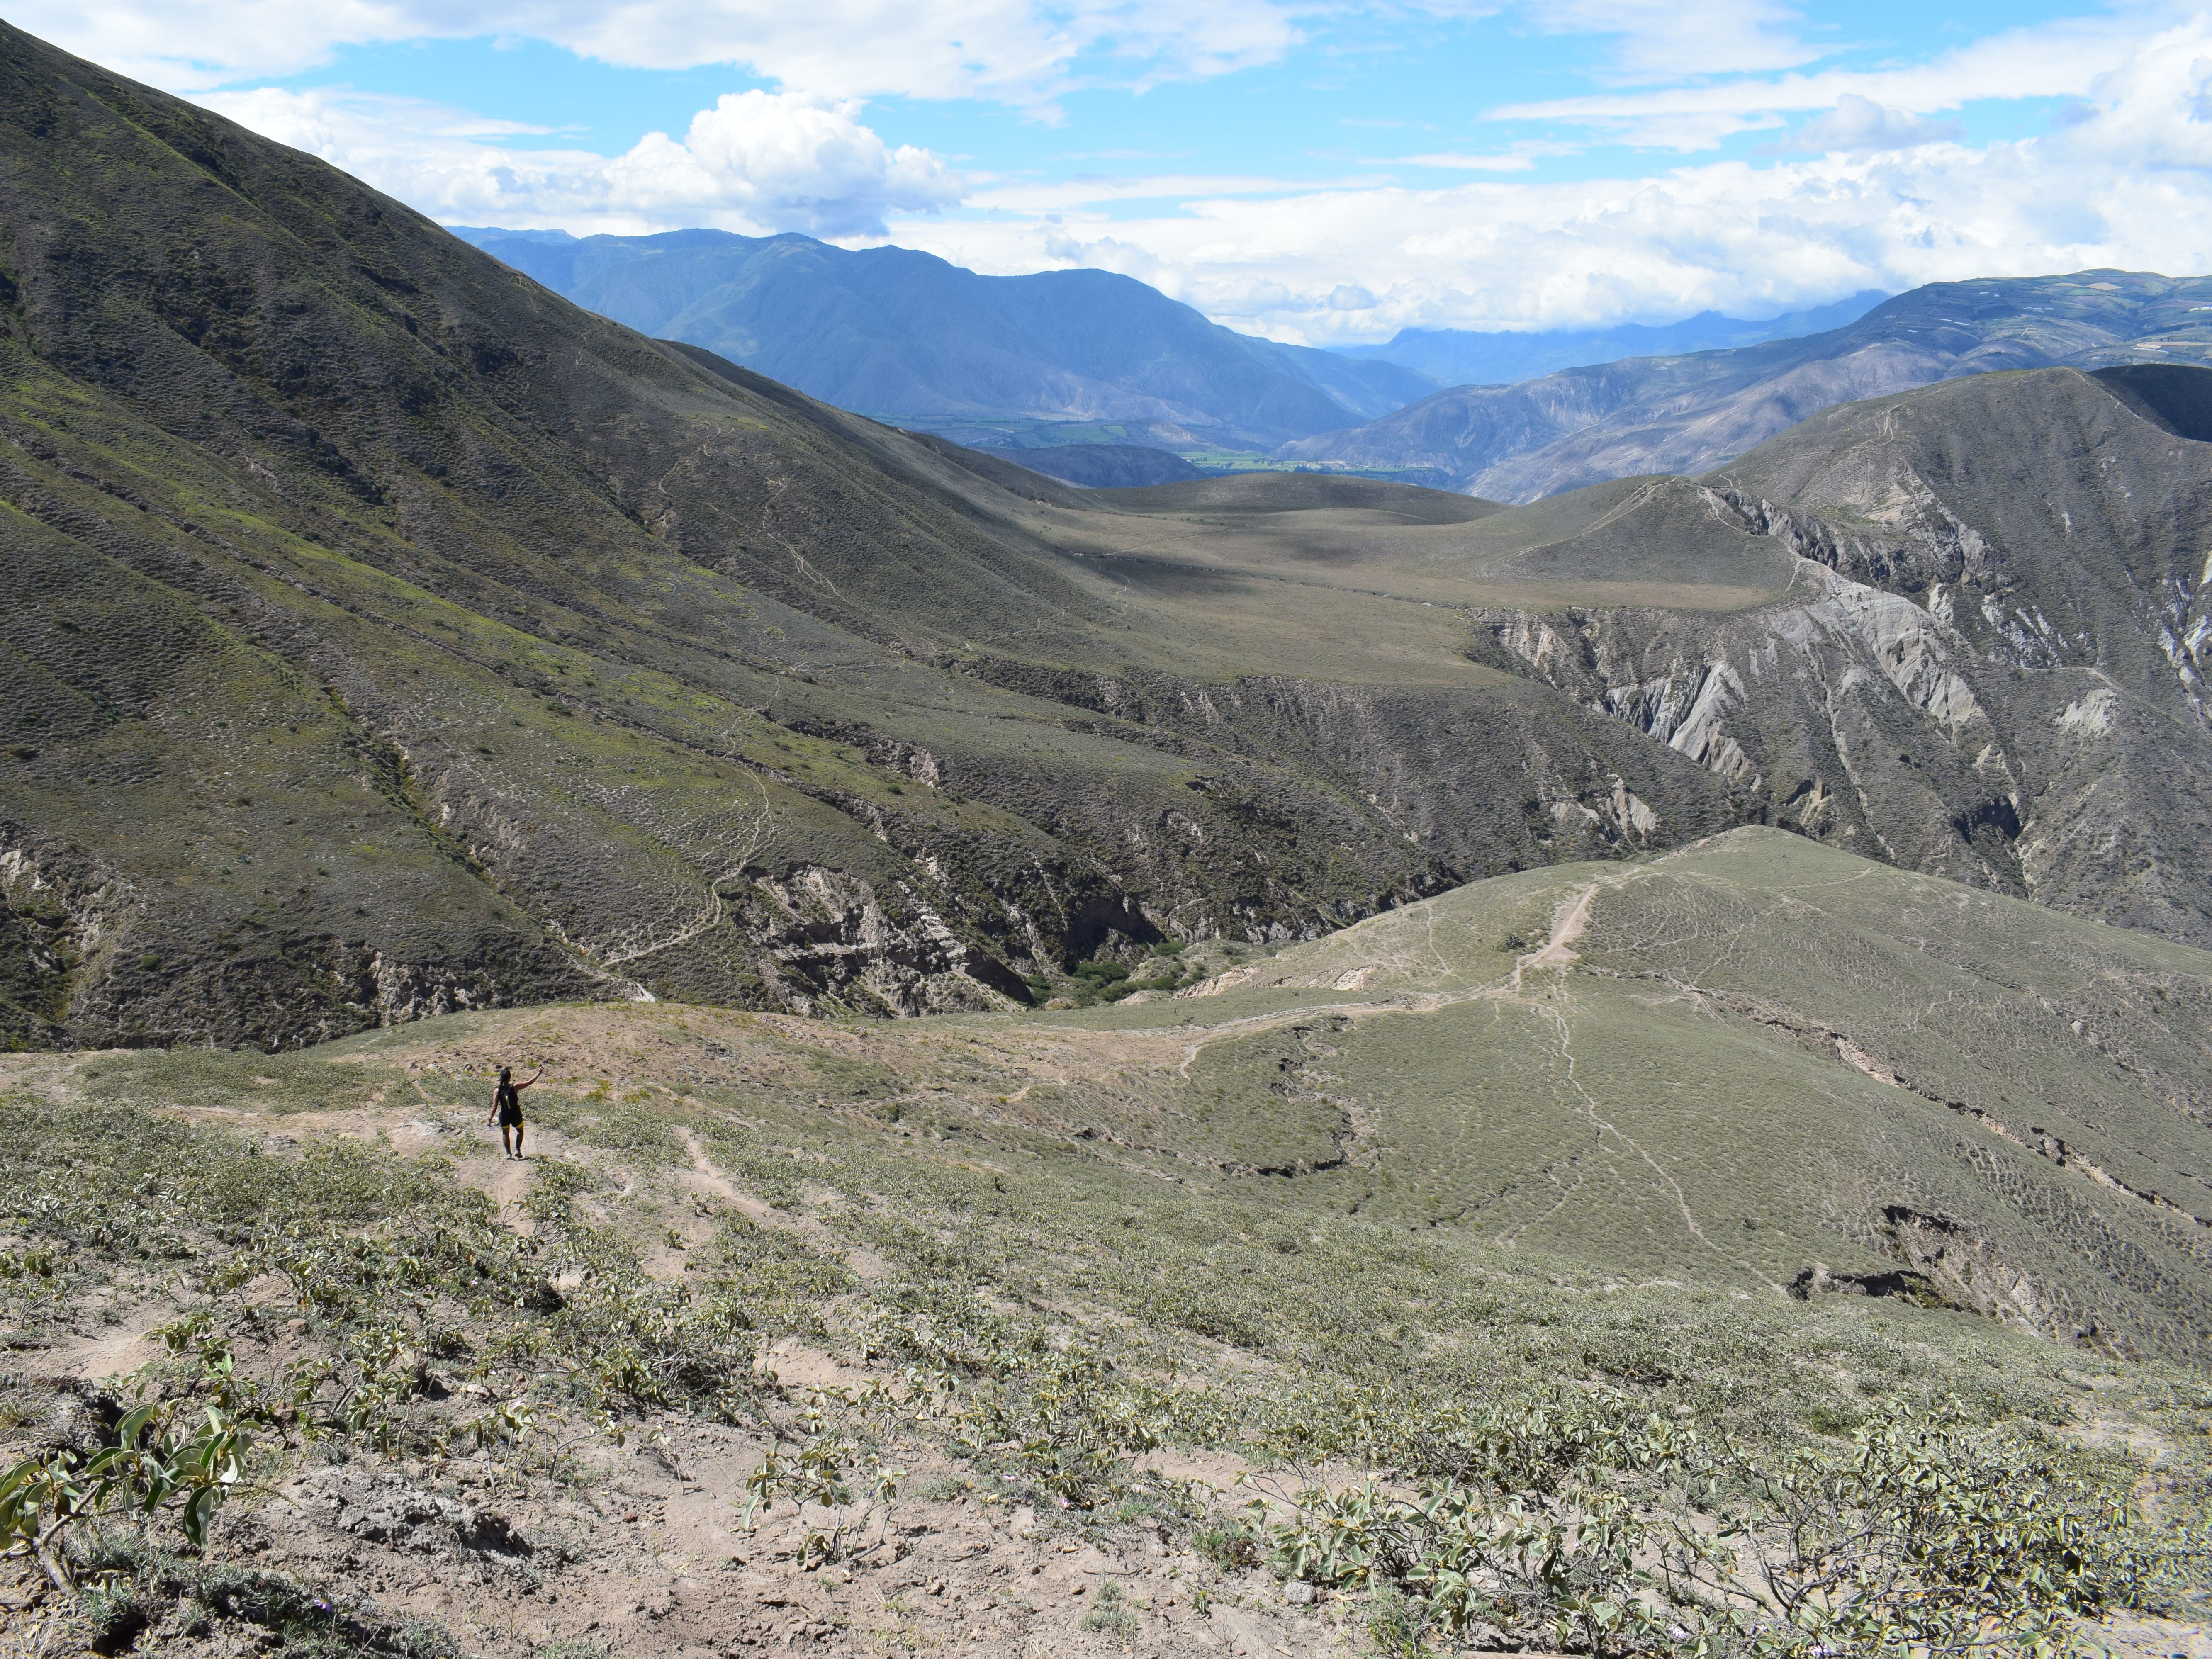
[1282,1581,1316,1606]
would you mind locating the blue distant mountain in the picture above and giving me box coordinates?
[1341,294,1890,387]
[452,227,1438,451]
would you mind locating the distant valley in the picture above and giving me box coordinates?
[5,19,2212,1057]
[1290,273,2212,499]
[466,226,2212,508]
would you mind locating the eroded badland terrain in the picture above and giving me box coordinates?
[6,18,2212,1659]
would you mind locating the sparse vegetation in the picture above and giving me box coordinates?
[4,843,2211,1650]
[2,21,2212,1659]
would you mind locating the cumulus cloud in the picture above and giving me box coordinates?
[17,0,1297,105]
[1784,94,1963,152]
[202,85,962,236]
[900,17,2212,344]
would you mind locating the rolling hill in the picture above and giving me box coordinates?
[3,825,2209,1653]
[452,226,1436,451]
[1282,273,2212,500]
[4,15,2212,1070]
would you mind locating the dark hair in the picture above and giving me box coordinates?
[499,1067,511,1080]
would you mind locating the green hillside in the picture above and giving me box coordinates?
[7,22,2212,1060]
[0,20,1740,1052]
[4,830,2208,1654]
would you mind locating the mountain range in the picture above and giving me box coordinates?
[466,226,2212,507]
[10,33,2212,1623]
[452,226,1436,452]
[1337,291,1888,387]
[1288,274,2212,499]
[4,14,2212,1081]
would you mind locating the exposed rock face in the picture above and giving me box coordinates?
[748,864,1022,1016]
[0,820,137,1046]
[5,21,2211,1047]
[1474,368,2212,943]
[1792,1209,2124,1353]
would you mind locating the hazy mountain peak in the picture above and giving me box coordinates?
[453,224,1437,452]
[1283,270,2212,500]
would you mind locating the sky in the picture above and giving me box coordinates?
[20,0,2212,345]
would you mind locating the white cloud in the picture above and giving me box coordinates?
[1488,6,2188,148]
[966,171,1366,211]
[1392,141,1580,170]
[202,85,962,236]
[894,16,2212,343]
[1523,0,1820,79]
[17,0,1297,105]
[1784,94,1963,152]
[65,0,2212,347]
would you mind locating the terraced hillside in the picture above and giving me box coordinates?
[2,830,2209,1655]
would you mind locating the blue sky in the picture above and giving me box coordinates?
[24,0,2212,343]
[240,1,2085,182]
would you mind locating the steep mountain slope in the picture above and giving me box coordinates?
[1284,272,2212,500]
[0,22,1742,1052]
[6,22,2212,1058]
[1340,290,1887,387]
[1472,365,2212,942]
[454,226,1435,449]
[975,443,1205,488]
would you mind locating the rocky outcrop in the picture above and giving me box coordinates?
[284,1467,533,1563]
[0,821,139,1046]
[1473,370,2212,943]
[747,864,1025,1017]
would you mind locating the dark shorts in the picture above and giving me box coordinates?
[498,1107,523,1128]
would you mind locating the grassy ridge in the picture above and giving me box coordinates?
[2,832,2209,1652]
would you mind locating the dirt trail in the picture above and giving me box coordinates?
[677,1128,889,1284]
[1507,880,1602,992]
[1154,869,1636,1081]
[678,1127,773,1224]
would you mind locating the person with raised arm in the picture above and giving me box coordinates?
[487,1064,542,1160]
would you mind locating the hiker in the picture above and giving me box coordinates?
[486,1064,542,1160]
